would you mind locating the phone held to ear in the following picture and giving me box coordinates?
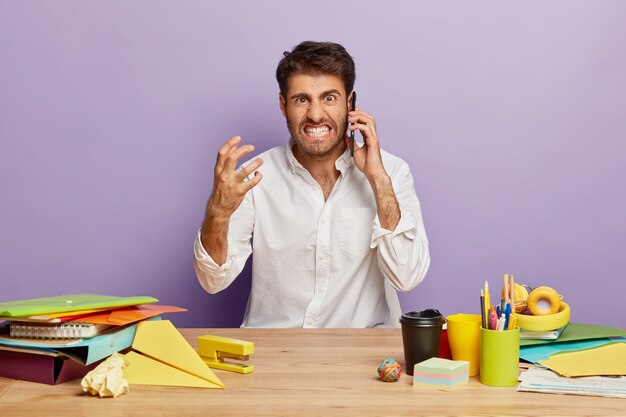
[349,91,357,157]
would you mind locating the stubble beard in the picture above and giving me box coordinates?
[287,113,348,160]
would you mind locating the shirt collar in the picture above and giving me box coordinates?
[285,137,354,176]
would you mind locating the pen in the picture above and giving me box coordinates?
[489,307,497,330]
[497,313,506,331]
[504,303,511,330]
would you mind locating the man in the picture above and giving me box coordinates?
[194,41,430,327]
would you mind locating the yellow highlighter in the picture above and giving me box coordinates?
[198,335,255,374]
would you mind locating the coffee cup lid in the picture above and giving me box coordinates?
[399,309,444,326]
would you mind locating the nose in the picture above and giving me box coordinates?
[307,101,324,123]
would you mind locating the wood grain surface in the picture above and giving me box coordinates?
[0,328,622,416]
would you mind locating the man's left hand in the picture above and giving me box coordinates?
[347,107,387,183]
[346,107,401,231]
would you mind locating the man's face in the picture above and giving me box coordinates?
[280,73,349,160]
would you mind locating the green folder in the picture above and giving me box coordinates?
[0,294,158,317]
[520,322,626,346]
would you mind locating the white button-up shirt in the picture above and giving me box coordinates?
[194,141,430,328]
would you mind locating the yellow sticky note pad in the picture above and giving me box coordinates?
[123,320,224,388]
[539,342,626,377]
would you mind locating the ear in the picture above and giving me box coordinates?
[348,91,355,111]
[279,92,287,117]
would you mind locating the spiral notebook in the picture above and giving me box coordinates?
[8,322,113,340]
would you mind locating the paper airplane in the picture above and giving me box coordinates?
[123,320,223,388]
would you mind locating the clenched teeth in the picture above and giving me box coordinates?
[305,126,330,137]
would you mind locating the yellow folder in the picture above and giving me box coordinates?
[539,342,626,377]
[123,320,224,388]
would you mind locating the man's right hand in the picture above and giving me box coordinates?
[201,136,263,264]
[207,136,263,219]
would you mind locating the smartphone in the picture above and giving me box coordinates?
[349,91,357,157]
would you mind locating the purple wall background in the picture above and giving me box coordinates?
[1,1,625,328]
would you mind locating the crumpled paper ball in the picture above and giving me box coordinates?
[81,353,130,398]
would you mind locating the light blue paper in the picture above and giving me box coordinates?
[519,337,626,364]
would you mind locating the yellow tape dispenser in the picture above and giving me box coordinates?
[198,335,254,374]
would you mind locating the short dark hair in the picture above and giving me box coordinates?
[276,41,356,97]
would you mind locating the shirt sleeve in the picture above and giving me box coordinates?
[370,162,430,292]
[193,191,254,294]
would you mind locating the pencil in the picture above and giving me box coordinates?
[484,280,490,322]
[480,289,486,329]
[510,274,515,313]
[503,274,509,305]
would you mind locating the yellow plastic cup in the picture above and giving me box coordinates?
[446,314,481,376]
[479,327,520,386]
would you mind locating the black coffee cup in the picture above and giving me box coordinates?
[399,309,444,376]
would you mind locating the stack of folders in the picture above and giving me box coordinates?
[518,322,626,398]
[0,294,187,384]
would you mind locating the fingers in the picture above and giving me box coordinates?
[238,157,263,179]
[214,136,259,176]
[348,107,376,129]
[243,171,263,191]
[215,136,241,175]
[348,122,377,145]
[226,144,256,171]
[348,107,378,145]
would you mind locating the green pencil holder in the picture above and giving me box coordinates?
[479,327,520,387]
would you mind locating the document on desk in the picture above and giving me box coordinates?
[518,367,626,399]
[538,342,626,377]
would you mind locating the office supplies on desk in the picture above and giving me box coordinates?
[483,281,490,323]
[412,357,469,391]
[518,366,626,399]
[9,321,113,339]
[480,278,517,332]
[123,320,224,389]
[539,342,626,377]
[0,319,147,364]
[0,308,112,323]
[445,314,481,376]
[479,290,486,329]
[377,358,402,382]
[488,307,497,330]
[198,334,254,374]
[0,346,100,385]
[480,327,520,386]
[519,337,624,364]
[0,294,158,317]
[66,304,187,326]
[520,325,567,340]
[519,322,626,346]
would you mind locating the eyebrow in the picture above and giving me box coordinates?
[289,89,343,101]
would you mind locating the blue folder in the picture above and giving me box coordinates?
[0,317,160,365]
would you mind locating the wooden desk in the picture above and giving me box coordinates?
[0,328,622,416]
